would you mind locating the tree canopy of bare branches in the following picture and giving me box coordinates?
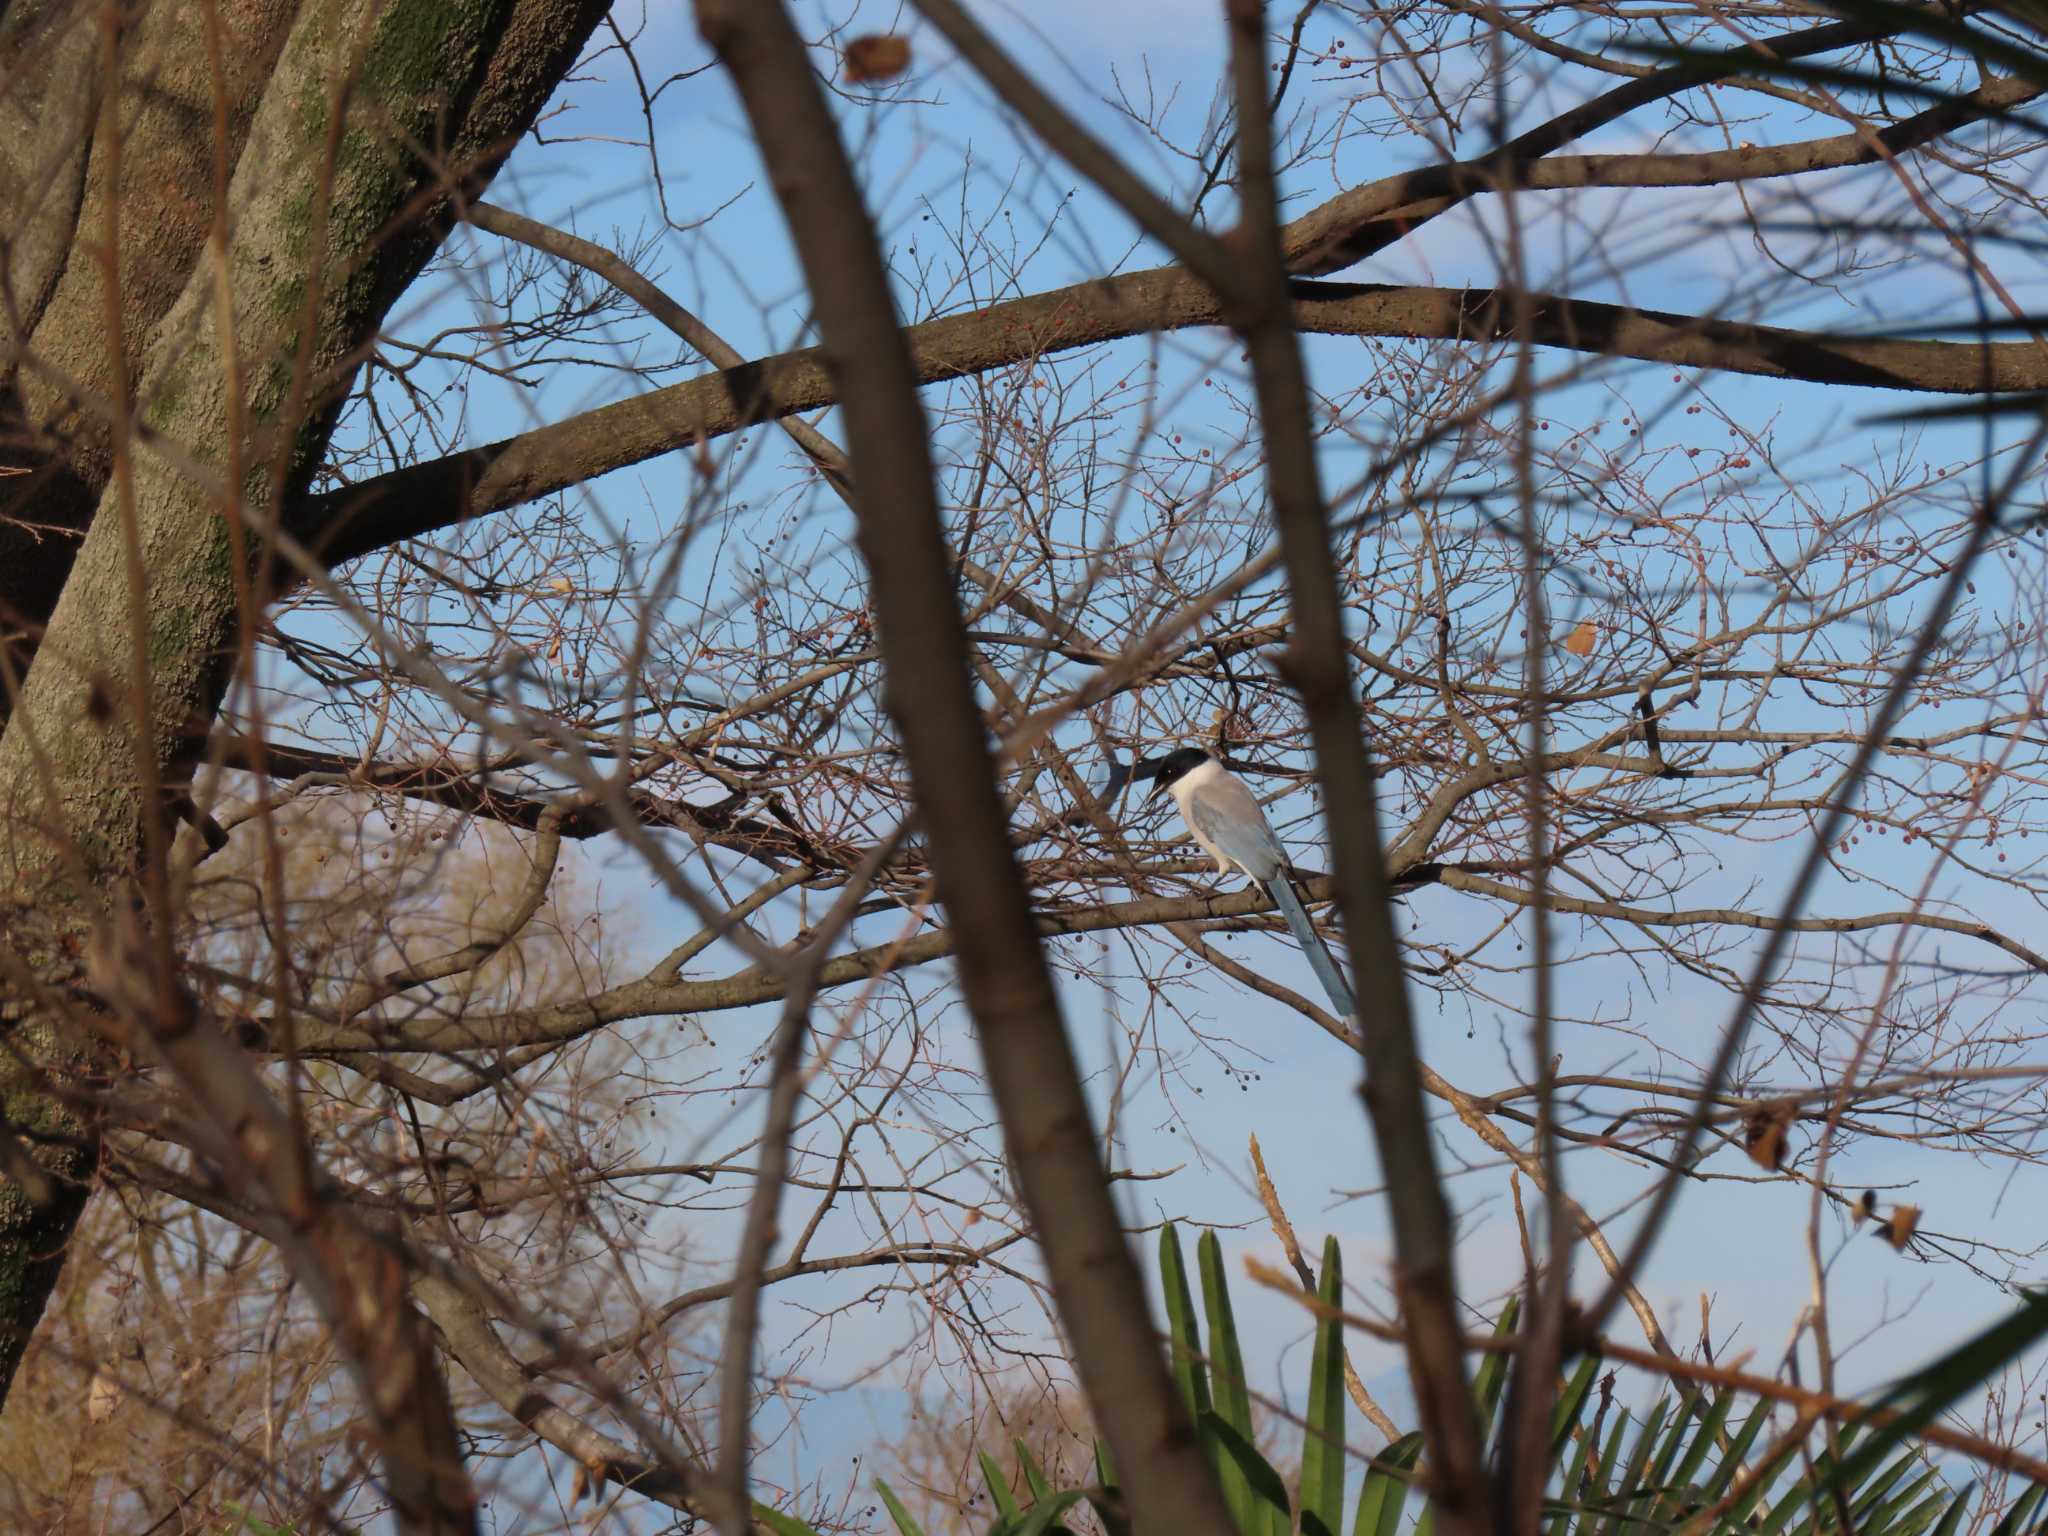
[4,0,2048,1531]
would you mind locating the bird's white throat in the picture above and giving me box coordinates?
[1167,755,1229,808]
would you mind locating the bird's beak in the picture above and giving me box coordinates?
[1129,755,1166,802]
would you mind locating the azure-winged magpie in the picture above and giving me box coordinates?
[1145,747,1355,1019]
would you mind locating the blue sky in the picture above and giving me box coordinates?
[281,2,2048,1526]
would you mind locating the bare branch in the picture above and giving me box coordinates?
[687,7,1235,1536]
[1224,6,1488,1520]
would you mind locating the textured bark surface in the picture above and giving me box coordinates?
[0,1,298,668]
[0,4,97,340]
[0,0,607,1415]
[0,0,600,675]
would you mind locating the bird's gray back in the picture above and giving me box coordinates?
[1184,775,1285,880]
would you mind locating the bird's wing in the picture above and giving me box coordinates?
[1185,774,1286,881]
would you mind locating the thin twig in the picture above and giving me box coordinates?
[712,828,904,1533]
[1248,1133,1404,1444]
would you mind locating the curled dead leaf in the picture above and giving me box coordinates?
[844,34,911,83]
[571,1455,610,1504]
[1742,1099,1796,1172]
[1875,1203,1920,1251]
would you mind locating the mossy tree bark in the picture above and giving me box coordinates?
[0,0,607,1411]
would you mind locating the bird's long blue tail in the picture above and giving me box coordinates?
[1268,877,1355,1019]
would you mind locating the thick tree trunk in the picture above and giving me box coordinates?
[0,0,607,1411]
[0,2,300,673]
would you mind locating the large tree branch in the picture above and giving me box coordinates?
[688,8,1234,1535]
[1432,73,2041,205]
[207,734,848,871]
[1280,2,1947,273]
[288,4,2025,577]
[292,276,2047,573]
[277,866,2047,1059]
[280,879,1330,1056]
[1429,866,2048,972]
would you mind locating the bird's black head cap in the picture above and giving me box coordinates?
[1145,745,1214,799]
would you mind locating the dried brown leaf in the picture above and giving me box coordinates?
[1742,1099,1796,1172]
[844,34,911,83]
